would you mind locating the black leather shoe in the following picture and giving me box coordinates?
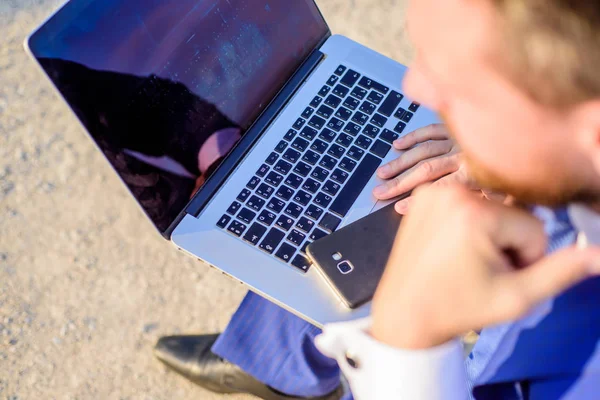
[154,334,343,400]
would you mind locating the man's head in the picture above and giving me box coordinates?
[404,0,600,206]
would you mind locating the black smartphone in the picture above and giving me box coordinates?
[307,203,403,309]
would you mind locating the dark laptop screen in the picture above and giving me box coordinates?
[29,0,328,232]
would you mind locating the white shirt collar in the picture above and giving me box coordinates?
[567,204,600,246]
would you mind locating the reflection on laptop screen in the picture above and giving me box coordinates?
[29,0,328,232]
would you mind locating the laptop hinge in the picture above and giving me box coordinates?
[163,46,327,239]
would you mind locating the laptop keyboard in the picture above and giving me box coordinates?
[216,65,420,273]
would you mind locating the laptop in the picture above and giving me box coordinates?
[26,0,439,326]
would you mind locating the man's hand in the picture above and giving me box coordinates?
[373,124,495,213]
[371,185,600,349]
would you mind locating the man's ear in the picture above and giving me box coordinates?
[571,100,600,177]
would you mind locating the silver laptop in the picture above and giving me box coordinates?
[26,0,439,326]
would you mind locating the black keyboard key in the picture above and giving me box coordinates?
[311,167,330,182]
[285,173,303,189]
[258,210,277,226]
[340,69,361,87]
[275,243,296,263]
[301,241,310,254]
[347,145,365,161]
[344,122,361,136]
[276,185,294,201]
[311,139,329,154]
[334,65,347,76]
[363,124,380,138]
[276,214,295,231]
[296,217,315,233]
[267,198,286,213]
[319,155,337,170]
[283,148,301,163]
[319,213,342,233]
[217,214,232,229]
[291,137,309,152]
[378,91,404,117]
[256,164,269,177]
[293,118,305,130]
[335,107,353,121]
[265,171,284,187]
[300,126,318,140]
[243,222,267,245]
[237,208,256,224]
[358,77,389,94]
[317,105,334,119]
[367,91,385,105]
[331,168,349,184]
[343,97,360,111]
[302,178,321,194]
[318,128,337,143]
[285,202,303,219]
[247,196,266,212]
[247,176,260,190]
[370,113,388,128]
[370,140,392,158]
[274,160,292,175]
[314,192,333,208]
[380,129,399,144]
[333,84,349,98]
[359,101,377,115]
[310,228,328,242]
[237,189,251,202]
[327,118,345,132]
[327,75,339,86]
[323,180,341,196]
[409,102,420,112]
[305,204,324,221]
[351,86,368,100]
[351,111,369,126]
[294,190,312,206]
[256,183,275,199]
[394,121,407,134]
[310,96,322,108]
[308,115,326,130]
[339,157,357,172]
[301,106,314,119]
[302,150,320,166]
[275,140,288,153]
[227,220,247,237]
[284,130,297,144]
[401,111,414,123]
[356,135,373,150]
[227,201,242,215]
[287,229,306,246]
[291,254,312,272]
[328,144,346,159]
[324,95,342,108]
[266,152,279,165]
[394,108,407,119]
[318,85,330,97]
[336,133,353,147]
[330,154,382,217]
[259,228,285,254]
[293,162,312,177]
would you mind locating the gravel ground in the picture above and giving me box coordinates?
[0,1,412,398]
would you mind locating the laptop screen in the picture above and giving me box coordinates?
[29,0,328,232]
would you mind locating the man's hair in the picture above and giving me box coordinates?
[492,0,600,107]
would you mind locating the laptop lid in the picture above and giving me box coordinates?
[27,0,329,236]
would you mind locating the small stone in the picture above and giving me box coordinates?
[52,337,62,345]
[143,323,159,334]
[0,253,7,262]
[8,338,17,345]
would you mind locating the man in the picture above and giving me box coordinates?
[154,0,600,398]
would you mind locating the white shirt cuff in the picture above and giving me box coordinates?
[315,318,469,400]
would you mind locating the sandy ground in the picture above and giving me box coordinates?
[0,1,412,398]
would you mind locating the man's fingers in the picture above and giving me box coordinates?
[377,140,453,179]
[393,124,449,150]
[373,154,460,200]
[491,247,600,321]
[395,196,413,214]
